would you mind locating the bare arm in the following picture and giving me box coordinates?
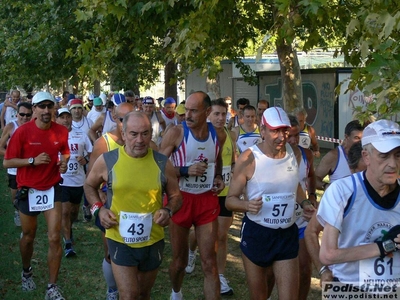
[315,149,337,190]
[88,114,105,143]
[87,136,107,174]
[305,148,317,207]
[0,104,6,128]
[320,223,381,266]
[226,149,262,213]
[309,126,320,157]
[84,154,118,229]
[0,124,13,156]
[153,159,182,227]
[304,213,333,285]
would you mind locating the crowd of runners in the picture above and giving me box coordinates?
[2,89,400,300]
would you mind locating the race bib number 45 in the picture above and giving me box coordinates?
[119,211,152,244]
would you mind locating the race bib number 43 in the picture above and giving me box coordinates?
[119,211,152,244]
[28,187,55,212]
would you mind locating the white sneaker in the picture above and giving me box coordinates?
[106,288,119,300]
[219,274,233,296]
[185,250,196,274]
[45,284,65,300]
[14,210,21,227]
[170,290,183,300]
[21,271,36,291]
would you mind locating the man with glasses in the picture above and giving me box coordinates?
[4,91,70,300]
[0,102,33,227]
[124,90,135,105]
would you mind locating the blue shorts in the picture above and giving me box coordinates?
[240,215,299,267]
[298,226,306,239]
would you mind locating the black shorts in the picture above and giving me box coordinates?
[107,238,165,271]
[61,186,84,204]
[218,196,233,217]
[240,215,299,267]
[8,174,17,190]
[17,184,62,216]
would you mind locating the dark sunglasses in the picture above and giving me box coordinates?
[19,113,32,117]
[36,103,54,109]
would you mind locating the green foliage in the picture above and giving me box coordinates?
[342,0,400,120]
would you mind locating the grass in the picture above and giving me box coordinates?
[0,149,329,300]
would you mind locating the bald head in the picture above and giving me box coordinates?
[123,111,151,132]
[115,102,134,117]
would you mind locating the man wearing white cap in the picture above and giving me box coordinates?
[226,107,315,300]
[318,119,400,293]
[4,91,70,300]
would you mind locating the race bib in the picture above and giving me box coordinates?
[299,133,311,149]
[222,165,232,187]
[28,187,55,212]
[119,211,152,244]
[257,193,295,229]
[180,162,215,194]
[359,251,400,287]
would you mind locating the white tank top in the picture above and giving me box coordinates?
[7,120,19,175]
[72,116,93,136]
[246,144,298,229]
[102,111,117,134]
[329,145,351,182]
[170,122,219,194]
[317,172,400,284]
[150,112,162,145]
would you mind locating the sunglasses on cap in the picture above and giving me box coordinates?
[36,103,55,109]
[19,113,32,117]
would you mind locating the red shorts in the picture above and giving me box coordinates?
[168,191,219,228]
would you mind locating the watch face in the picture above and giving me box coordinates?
[383,240,396,253]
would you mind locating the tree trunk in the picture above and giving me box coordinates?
[206,74,221,100]
[164,61,177,99]
[276,40,303,114]
[94,80,101,96]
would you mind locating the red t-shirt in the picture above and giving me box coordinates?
[5,120,70,190]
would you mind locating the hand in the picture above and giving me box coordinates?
[153,208,171,227]
[35,152,51,165]
[188,161,208,176]
[99,208,118,229]
[313,150,321,158]
[211,176,225,195]
[320,269,333,287]
[302,202,316,221]
[76,155,87,166]
[58,160,67,174]
[247,197,263,215]
[384,225,400,249]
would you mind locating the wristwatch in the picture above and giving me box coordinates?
[28,157,35,166]
[163,207,173,218]
[382,239,397,253]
